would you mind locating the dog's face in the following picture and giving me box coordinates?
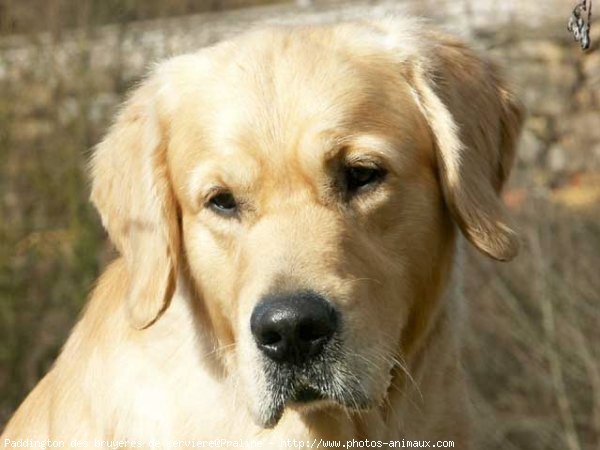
[168,33,449,426]
[90,22,523,427]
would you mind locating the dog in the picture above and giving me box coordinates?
[1,17,523,448]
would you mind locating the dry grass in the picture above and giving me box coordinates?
[465,189,600,449]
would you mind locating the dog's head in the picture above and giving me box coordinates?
[90,20,523,427]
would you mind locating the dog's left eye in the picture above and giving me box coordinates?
[345,165,386,193]
[208,191,238,216]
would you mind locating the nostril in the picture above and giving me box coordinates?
[298,321,331,343]
[259,330,282,346]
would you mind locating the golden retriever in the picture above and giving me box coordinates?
[2,17,523,448]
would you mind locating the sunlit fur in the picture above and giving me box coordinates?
[1,17,523,448]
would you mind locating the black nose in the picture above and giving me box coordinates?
[250,291,338,365]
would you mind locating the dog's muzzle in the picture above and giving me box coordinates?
[250,290,347,426]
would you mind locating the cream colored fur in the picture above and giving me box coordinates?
[2,18,523,448]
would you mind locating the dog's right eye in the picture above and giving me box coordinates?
[208,191,238,216]
[344,164,386,195]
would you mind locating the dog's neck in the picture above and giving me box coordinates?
[380,234,470,440]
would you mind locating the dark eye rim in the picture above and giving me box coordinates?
[344,163,387,194]
[206,190,238,216]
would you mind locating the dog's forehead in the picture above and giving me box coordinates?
[208,34,391,152]
[166,27,428,194]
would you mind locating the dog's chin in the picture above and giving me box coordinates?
[251,386,323,428]
[253,390,330,429]
[252,385,373,429]
[254,402,285,429]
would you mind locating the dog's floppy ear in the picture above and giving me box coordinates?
[410,34,524,261]
[90,76,179,329]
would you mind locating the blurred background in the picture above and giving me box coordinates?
[0,0,599,448]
